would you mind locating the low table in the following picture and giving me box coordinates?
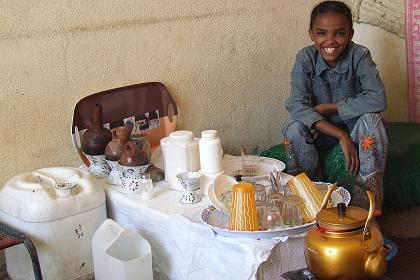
[103,179,308,280]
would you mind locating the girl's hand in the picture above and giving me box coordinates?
[313,120,360,176]
[338,133,360,175]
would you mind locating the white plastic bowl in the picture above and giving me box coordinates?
[208,174,237,213]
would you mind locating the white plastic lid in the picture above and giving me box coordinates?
[201,130,217,139]
[169,130,194,143]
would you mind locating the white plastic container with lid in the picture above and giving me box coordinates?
[199,130,223,173]
[0,167,107,280]
[198,130,224,196]
[92,219,153,280]
[160,130,200,191]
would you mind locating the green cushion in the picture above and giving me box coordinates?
[260,122,420,214]
[260,143,353,182]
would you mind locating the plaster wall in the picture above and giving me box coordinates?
[353,23,408,123]
[0,1,407,186]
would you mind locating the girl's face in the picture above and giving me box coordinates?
[309,11,354,68]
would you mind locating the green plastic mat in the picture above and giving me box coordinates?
[260,122,420,214]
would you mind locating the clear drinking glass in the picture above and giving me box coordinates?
[253,184,267,203]
[281,195,303,227]
[314,182,329,199]
[240,145,259,176]
[267,192,283,208]
[255,201,267,230]
[265,206,283,230]
[283,184,293,196]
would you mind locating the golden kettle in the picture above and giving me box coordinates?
[304,180,391,280]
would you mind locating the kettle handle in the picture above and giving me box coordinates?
[320,179,376,243]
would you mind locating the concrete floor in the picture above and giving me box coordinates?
[378,206,420,238]
[377,206,420,280]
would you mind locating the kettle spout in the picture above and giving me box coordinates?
[365,244,392,279]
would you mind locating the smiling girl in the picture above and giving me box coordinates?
[282,1,388,209]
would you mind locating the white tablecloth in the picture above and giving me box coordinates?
[103,178,308,280]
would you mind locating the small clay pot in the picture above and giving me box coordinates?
[119,141,150,166]
[105,122,134,161]
[81,104,112,155]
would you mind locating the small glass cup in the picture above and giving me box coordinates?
[240,145,259,176]
[139,174,154,200]
[281,195,303,227]
[267,192,283,208]
[255,201,267,230]
[253,184,266,203]
[283,183,293,196]
[314,182,329,199]
[265,206,283,230]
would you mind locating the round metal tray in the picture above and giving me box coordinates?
[201,205,315,239]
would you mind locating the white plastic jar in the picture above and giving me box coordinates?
[199,130,223,174]
[160,131,200,190]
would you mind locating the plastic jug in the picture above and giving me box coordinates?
[92,219,153,280]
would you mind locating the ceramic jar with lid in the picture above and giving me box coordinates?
[160,131,200,191]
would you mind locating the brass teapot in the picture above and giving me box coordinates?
[304,180,391,280]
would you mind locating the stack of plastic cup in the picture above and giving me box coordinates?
[229,182,259,231]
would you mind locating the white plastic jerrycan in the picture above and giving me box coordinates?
[92,219,153,280]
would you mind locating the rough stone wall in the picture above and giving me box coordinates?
[349,0,405,38]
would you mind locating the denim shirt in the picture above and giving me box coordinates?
[285,41,387,130]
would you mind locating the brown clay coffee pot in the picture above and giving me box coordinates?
[81,104,112,155]
[304,180,390,280]
[119,140,150,166]
[105,122,134,161]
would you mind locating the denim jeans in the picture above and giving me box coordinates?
[282,113,388,209]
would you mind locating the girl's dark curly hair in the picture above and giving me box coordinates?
[310,1,353,29]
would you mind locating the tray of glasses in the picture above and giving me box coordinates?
[201,182,351,239]
[201,205,316,239]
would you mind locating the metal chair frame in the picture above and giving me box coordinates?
[0,223,42,280]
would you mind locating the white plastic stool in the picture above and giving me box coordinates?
[92,219,153,280]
